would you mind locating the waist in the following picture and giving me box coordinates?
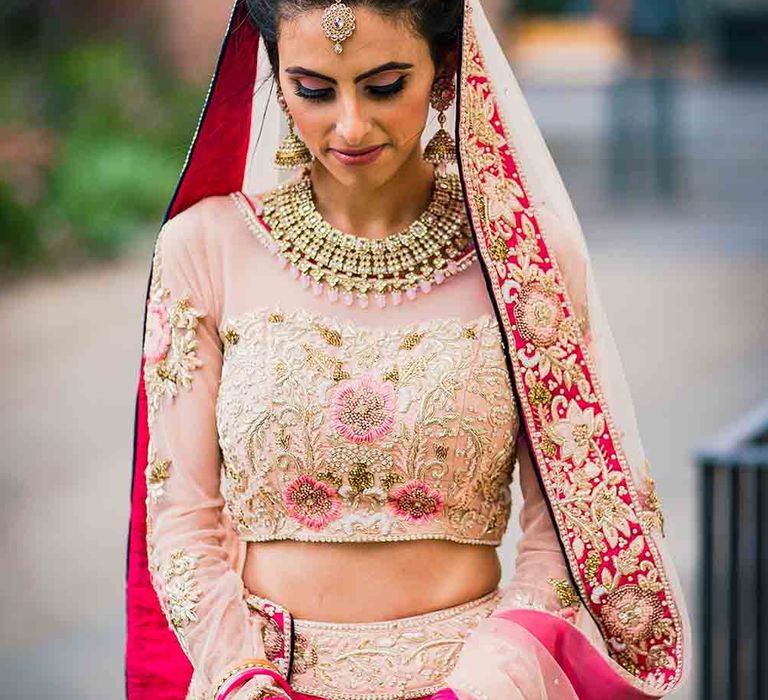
[248,586,503,700]
[242,538,501,623]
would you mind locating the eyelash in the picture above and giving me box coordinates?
[293,75,407,103]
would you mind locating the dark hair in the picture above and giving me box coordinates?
[245,0,462,75]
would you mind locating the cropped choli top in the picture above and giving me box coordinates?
[217,305,518,544]
[143,188,520,551]
[140,186,615,699]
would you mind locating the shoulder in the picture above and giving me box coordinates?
[156,193,262,276]
[160,195,240,254]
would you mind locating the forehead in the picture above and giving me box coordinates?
[277,7,431,76]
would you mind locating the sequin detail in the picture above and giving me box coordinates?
[331,376,395,444]
[215,307,519,544]
[389,480,444,523]
[284,474,343,530]
[161,549,201,654]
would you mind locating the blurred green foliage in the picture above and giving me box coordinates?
[0,4,201,275]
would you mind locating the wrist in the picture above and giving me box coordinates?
[232,674,291,700]
[211,658,283,700]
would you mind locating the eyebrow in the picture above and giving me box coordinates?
[284,61,414,84]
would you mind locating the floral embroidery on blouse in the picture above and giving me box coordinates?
[388,479,444,523]
[161,548,202,654]
[145,441,171,504]
[142,233,205,425]
[145,299,172,363]
[215,307,519,544]
[330,375,395,444]
[283,474,343,531]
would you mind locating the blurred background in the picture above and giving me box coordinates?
[1,0,766,698]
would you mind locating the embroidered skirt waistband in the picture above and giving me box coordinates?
[287,588,502,700]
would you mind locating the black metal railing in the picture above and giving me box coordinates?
[697,401,768,700]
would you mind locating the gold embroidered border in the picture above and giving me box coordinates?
[455,0,683,690]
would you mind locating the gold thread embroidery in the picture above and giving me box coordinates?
[142,233,206,425]
[161,549,201,654]
[457,7,682,688]
[548,577,580,609]
[145,442,171,504]
[215,307,517,544]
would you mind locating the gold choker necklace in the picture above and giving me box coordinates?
[231,172,476,309]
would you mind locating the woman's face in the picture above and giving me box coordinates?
[276,7,437,188]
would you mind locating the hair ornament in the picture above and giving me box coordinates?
[322,0,356,54]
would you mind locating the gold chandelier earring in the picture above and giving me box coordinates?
[423,73,457,173]
[273,86,313,169]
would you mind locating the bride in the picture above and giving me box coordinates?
[126,1,690,698]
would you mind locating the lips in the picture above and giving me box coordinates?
[330,145,385,166]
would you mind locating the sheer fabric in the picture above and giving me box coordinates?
[216,186,519,546]
[143,208,293,700]
[127,0,690,697]
[142,189,604,699]
[141,191,519,698]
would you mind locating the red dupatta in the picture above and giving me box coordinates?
[126,5,259,697]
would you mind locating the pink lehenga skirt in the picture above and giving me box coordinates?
[244,587,503,700]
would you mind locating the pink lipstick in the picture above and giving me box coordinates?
[330,145,385,166]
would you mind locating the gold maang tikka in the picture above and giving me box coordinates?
[322,0,356,54]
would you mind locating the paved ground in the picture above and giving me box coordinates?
[0,77,766,698]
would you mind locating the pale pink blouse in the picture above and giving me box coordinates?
[142,191,598,699]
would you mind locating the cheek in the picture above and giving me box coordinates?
[289,104,328,146]
[382,91,432,143]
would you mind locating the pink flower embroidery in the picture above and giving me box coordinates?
[144,301,172,363]
[514,282,563,347]
[284,474,342,530]
[330,376,395,444]
[389,480,443,523]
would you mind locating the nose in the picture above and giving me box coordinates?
[334,95,372,147]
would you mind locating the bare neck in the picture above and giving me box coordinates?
[308,152,436,241]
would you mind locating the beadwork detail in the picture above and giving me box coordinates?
[289,588,502,700]
[160,549,201,654]
[513,282,563,347]
[215,307,518,544]
[458,14,680,688]
[230,172,476,309]
[330,376,395,444]
[548,577,580,609]
[388,479,444,523]
[283,474,343,530]
[142,229,205,425]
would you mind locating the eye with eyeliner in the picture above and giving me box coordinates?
[292,75,407,103]
[367,75,407,98]
[293,83,334,102]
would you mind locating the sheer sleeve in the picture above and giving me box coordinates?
[142,211,290,699]
[442,438,613,700]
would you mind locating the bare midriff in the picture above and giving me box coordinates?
[242,539,501,623]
